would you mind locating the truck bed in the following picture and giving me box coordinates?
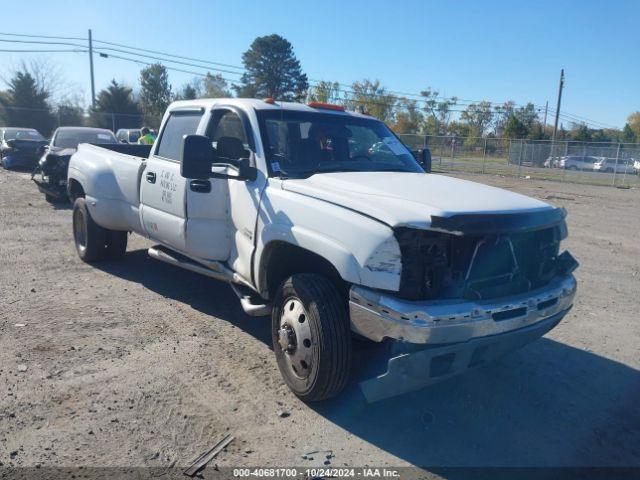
[68,143,151,235]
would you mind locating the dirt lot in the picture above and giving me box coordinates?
[1,168,639,476]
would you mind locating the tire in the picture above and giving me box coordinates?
[105,230,128,260]
[271,273,351,402]
[72,197,106,263]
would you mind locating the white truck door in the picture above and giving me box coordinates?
[184,107,259,263]
[140,109,204,251]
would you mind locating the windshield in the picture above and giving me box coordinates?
[4,129,45,141]
[53,129,117,149]
[257,110,423,178]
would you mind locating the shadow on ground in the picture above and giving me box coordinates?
[95,248,272,346]
[97,248,640,470]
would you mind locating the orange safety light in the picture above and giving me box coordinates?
[263,98,276,104]
[308,101,345,111]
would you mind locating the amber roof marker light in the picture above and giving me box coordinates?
[307,101,345,111]
[263,98,276,104]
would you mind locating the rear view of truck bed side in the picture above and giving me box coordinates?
[68,143,151,234]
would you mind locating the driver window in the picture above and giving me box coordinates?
[210,111,249,162]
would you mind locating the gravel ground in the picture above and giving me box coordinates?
[1,168,639,476]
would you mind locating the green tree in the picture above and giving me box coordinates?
[345,79,396,122]
[621,123,637,143]
[570,123,592,141]
[447,120,473,138]
[56,104,84,127]
[493,101,516,136]
[460,101,493,136]
[420,88,457,135]
[0,91,9,124]
[201,73,232,98]
[627,112,640,140]
[392,97,423,134]
[176,83,198,100]
[514,103,538,131]
[88,80,140,130]
[235,34,308,101]
[176,74,232,100]
[528,122,549,140]
[139,63,172,128]
[307,80,341,104]
[504,115,528,139]
[0,71,55,136]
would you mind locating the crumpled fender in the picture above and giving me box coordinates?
[254,184,402,293]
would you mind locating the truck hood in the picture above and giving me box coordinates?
[282,172,555,229]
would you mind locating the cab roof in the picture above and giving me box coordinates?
[168,98,371,119]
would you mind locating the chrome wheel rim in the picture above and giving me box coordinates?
[278,297,313,380]
[73,209,87,250]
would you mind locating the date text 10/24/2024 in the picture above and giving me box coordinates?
[232,468,401,478]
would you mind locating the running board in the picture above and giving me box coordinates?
[148,245,233,283]
[230,284,272,317]
[147,245,272,316]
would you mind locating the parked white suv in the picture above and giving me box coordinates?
[66,99,578,401]
[558,155,599,171]
[593,157,636,174]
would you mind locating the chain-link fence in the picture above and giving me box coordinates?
[399,134,640,188]
[0,105,145,137]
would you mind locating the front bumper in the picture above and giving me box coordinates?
[349,274,576,344]
[32,177,68,199]
[359,308,570,402]
[2,154,39,169]
[350,274,577,401]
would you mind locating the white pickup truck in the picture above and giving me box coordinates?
[67,98,578,402]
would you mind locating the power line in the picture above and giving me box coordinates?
[0,48,87,53]
[0,35,571,112]
[92,37,246,72]
[93,46,245,77]
[99,51,227,80]
[0,30,618,129]
[0,38,87,49]
[0,31,86,41]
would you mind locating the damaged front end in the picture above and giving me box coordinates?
[32,152,72,201]
[350,208,579,402]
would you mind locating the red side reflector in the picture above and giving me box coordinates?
[308,101,345,111]
[263,98,276,104]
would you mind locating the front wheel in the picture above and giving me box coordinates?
[272,274,352,402]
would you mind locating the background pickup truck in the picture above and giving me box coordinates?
[67,98,578,402]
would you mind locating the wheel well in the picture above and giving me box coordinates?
[259,242,347,300]
[67,178,85,201]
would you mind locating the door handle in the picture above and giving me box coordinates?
[190,179,211,193]
[146,171,156,183]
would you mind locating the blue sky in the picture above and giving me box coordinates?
[1,0,638,128]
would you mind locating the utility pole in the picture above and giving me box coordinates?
[88,29,96,108]
[543,101,548,131]
[552,69,564,142]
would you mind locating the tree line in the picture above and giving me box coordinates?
[1,33,638,144]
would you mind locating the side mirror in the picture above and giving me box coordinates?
[421,147,432,173]
[180,134,214,180]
